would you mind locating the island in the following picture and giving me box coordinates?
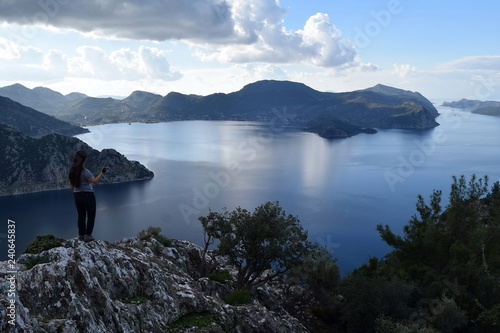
[442,98,500,116]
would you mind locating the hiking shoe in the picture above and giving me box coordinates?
[84,235,95,242]
[78,235,85,241]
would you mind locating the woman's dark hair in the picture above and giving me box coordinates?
[69,150,87,188]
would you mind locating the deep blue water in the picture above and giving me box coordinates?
[1,107,500,273]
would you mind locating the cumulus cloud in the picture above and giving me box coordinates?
[199,12,358,68]
[0,0,359,69]
[69,46,182,81]
[0,37,58,80]
[232,63,288,81]
[437,55,500,70]
[0,36,42,61]
[0,38,181,83]
[392,63,416,78]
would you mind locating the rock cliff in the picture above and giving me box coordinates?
[0,124,154,196]
[0,237,310,332]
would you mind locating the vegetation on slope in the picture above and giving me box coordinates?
[198,176,500,332]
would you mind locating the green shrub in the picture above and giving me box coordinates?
[478,303,500,326]
[208,269,233,283]
[137,226,173,247]
[338,274,418,333]
[375,315,440,333]
[23,254,51,269]
[124,294,152,304]
[221,288,252,305]
[23,234,64,254]
[431,297,468,333]
[138,226,161,240]
[155,233,173,247]
[169,311,215,330]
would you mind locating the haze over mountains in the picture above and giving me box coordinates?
[0,95,88,138]
[442,98,500,116]
[1,81,439,136]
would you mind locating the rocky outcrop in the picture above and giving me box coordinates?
[0,237,310,332]
[0,124,154,196]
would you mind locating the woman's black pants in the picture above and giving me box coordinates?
[73,192,96,236]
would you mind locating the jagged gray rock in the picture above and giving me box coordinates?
[0,238,310,333]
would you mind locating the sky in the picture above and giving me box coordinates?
[0,0,499,102]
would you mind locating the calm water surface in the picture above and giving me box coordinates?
[2,107,500,272]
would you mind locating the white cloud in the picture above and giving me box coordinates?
[0,37,59,81]
[392,63,416,78]
[0,36,42,61]
[437,55,500,70]
[0,36,21,59]
[68,46,182,81]
[0,37,182,84]
[198,12,358,68]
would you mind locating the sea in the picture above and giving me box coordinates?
[2,106,500,273]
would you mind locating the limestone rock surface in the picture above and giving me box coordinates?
[0,238,309,333]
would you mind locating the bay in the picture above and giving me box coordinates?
[1,107,500,273]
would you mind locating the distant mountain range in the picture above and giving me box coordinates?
[1,81,439,138]
[442,98,500,116]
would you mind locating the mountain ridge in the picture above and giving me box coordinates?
[0,81,440,133]
[0,83,86,116]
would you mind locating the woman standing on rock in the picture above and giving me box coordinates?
[68,149,109,242]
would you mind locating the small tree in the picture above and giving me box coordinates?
[199,201,312,289]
